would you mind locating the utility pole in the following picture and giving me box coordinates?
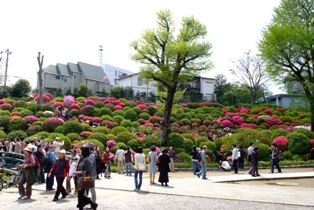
[37,52,44,105]
[3,49,12,96]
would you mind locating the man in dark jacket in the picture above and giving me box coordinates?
[34,145,45,183]
[251,147,260,177]
[271,143,282,173]
[86,142,97,206]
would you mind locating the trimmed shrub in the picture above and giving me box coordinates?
[183,139,194,153]
[0,130,7,139]
[101,115,113,121]
[120,120,132,129]
[202,141,217,153]
[92,126,110,134]
[80,105,94,116]
[0,115,10,131]
[66,133,82,142]
[41,104,55,112]
[9,117,27,131]
[127,139,144,151]
[115,132,137,144]
[42,118,64,132]
[295,128,314,139]
[112,110,125,117]
[88,132,107,146]
[82,124,93,132]
[0,103,12,111]
[195,136,208,147]
[287,133,310,155]
[273,136,289,150]
[112,115,125,124]
[177,112,191,120]
[61,120,84,135]
[271,129,289,140]
[0,110,11,116]
[168,133,184,148]
[209,110,223,118]
[143,135,161,148]
[256,130,272,145]
[124,109,138,121]
[111,126,129,135]
[177,152,192,163]
[181,133,195,144]
[99,107,112,116]
[138,112,150,120]
[257,143,271,161]
[7,130,27,139]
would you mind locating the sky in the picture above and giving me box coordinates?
[0,0,283,93]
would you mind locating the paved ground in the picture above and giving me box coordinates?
[0,168,313,210]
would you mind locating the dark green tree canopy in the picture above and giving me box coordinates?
[11,78,31,98]
[259,0,314,131]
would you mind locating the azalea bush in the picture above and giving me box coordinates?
[273,136,289,150]
[107,140,116,148]
[24,115,39,124]
[9,117,27,131]
[42,117,64,132]
[80,105,94,116]
[287,133,310,156]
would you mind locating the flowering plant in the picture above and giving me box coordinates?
[64,95,75,108]
[299,114,306,119]
[70,103,80,110]
[114,105,123,110]
[180,103,187,107]
[310,139,314,147]
[107,140,116,147]
[137,104,148,110]
[80,131,93,139]
[24,115,39,124]
[263,109,272,115]
[42,117,64,132]
[84,99,95,106]
[222,120,232,128]
[273,136,289,150]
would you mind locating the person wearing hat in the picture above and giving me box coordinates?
[66,149,80,193]
[48,149,69,201]
[158,148,171,186]
[85,142,97,205]
[17,145,37,200]
[53,137,64,156]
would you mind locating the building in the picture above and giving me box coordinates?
[117,73,215,101]
[117,73,158,99]
[100,63,135,85]
[39,61,110,96]
[266,94,309,108]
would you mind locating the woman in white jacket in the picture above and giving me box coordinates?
[134,147,146,191]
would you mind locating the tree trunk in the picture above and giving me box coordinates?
[310,100,314,132]
[160,88,176,146]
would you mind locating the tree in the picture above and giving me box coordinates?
[214,74,231,103]
[110,86,125,99]
[11,79,31,98]
[230,52,268,104]
[124,87,134,100]
[259,0,314,131]
[130,9,212,146]
[78,83,88,97]
[56,87,63,97]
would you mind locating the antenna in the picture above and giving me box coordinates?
[99,45,103,65]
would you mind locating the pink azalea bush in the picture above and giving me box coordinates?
[267,118,277,125]
[180,103,187,107]
[240,123,257,129]
[42,117,64,132]
[64,95,75,108]
[114,105,123,110]
[137,104,148,110]
[70,103,80,110]
[80,131,93,139]
[273,136,289,150]
[239,107,249,113]
[24,115,39,124]
[107,140,116,147]
[231,116,244,125]
[84,99,95,106]
[264,109,272,115]
[299,114,306,119]
[222,120,232,128]
[310,139,314,147]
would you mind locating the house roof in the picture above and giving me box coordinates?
[68,62,81,73]
[56,63,71,76]
[78,61,106,82]
[266,94,302,100]
[116,72,139,80]
[44,65,58,74]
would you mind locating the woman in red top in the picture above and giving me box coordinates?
[49,149,69,201]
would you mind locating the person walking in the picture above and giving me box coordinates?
[158,148,170,186]
[247,142,254,174]
[100,147,113,178]
[86,143,97,205]
[271,143,282,173]
[66,149,80,193]
[75,147,98,210]
[168,147,176,172]
[196,146,208,179]
[125,147,133,176]
[191,146,200,175]
[17,145,37,200]
[14,138,22,154]
[134,147,145,191]
[53,137,64,156]
[46,145,57,191]
[251,147,260,177]
[48,149,69,201]
[95,146,101,179]
[232,144,239,174]
[238,145,246,170]
[115,146,125,174]
[34,145,45,184]
[147,146,158,184]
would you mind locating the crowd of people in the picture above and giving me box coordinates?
[0,135,284,209]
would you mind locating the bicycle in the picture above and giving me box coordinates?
[0,164,23,191]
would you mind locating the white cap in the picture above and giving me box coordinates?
[59,149,66,154]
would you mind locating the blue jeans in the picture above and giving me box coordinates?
[134,170,143,190]
[198,161,206,179]
[271,158,281,173]
[192,160,200,175]
[126,164,132,175]
[46,173,54,189]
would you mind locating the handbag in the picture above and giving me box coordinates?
[146,155,151,163]
[77,171,94,190]
[138,162,146,171]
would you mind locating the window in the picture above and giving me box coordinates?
[190,82,197,88]
[73,73,76,79]
[56,75,60,80]
[138,77,143,86]
[115,70,117,77]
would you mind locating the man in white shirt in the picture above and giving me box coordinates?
[232,144,238,174]
[247,142,254,174]
[115,146,125,174]
[53,137,64,156]
[219,160,231,171]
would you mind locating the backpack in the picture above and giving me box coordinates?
[197,152,202,162]
[42,152,52,167]
[92,153,104,174]
[33,155,39,168]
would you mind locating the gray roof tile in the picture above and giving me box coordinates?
[78,61,106,82]
[56,63,70,76]
[44,65,58,74]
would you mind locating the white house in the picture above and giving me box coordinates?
[100,63,135,85]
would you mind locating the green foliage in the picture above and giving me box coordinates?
[195,136,208,147]
[0,130,7,139]
[202,141,217,153]
[111,143,127,154]
[280,151,293,161]
[110,86,125,99]
[9,117,27,131]
[94,101,105,109]
[61,120,84,135]
[256,130,272,145]
[209,110,223,118]
[257,143,271,161]
[0,115,10,131]
[183,139,194,153]
[0,110,11,116]
[138,112,150,120]
[271,129,289,140]
[111,126,129,135]
[18,109,32,118]
[287,133,310,156]
[78,83,89,97]
[120,119,132,129]
[71,109,79,116]
[7,130,27,139]
[41,104,55,112]
[127,139,144,151]
[181,133,195,144]
[13,100,27,108]
[112,115,125,124]
[84,139,105,152]
[11,79,31,98]
[88,132,107,147]
[177,152,192,163]
[92,126,110,134]
[232,128,258,148]
[168,133,184,148]
[99,107,112,116]
[115,132,137,144]
[66,133,82,142]
[124,109,138,121]
[295,128,314,139]
[112,110,125,117]
[214,138,224,151]
[143,135,161,148]
[82,124,93,132]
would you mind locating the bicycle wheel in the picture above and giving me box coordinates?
[14,175,20,187]
[0,181,3,191]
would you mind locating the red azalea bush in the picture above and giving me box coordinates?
[0,103,12,111]
[231,116,244,125]
[310,139,314,147]
[114,105,123,110]
[101,120,114,128]
[0,99,5,105]
[44,93,54,100]
[267,118,277,125]
[240,123,257,129]
[80,105,94,116]
[84,99,95,106]
[149,116,162,124]
[42,117,64,132]
[92,117,101,123]
[299,114,306,119]
[222,120,232,128]
[24,115,39,124]
[239,107,249,113]
[264,109,272,115]
[273,136,289,150]
[200,102,211,107]
[11,111,19,116]
[70,103,80,110]
[275,108,285,113]
[80,131,93,139]
[54,102,65,108]
[137,104,148,110]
